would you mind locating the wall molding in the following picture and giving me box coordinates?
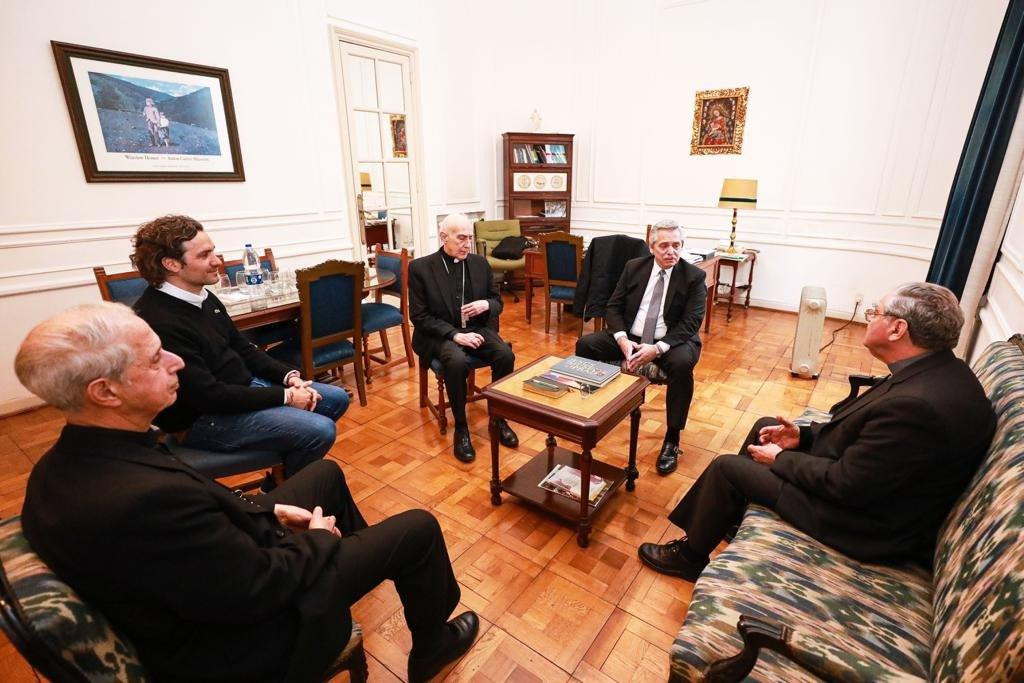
[0,214,349,250]
[0,238,353,298]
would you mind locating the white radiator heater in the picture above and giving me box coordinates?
[791,286,827,379]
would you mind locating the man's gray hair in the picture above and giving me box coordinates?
[650,219,686,244]
[15,302,139,412]
[885,282,964,351]
[439,213,472,235]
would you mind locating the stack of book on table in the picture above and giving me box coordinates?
[538,464,610,506]
[549,356,620,388]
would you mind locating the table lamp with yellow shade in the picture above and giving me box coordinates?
[718,178,757,254]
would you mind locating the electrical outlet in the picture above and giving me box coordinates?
[854,293,864,305]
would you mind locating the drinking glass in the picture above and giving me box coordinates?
[234,271,247,289]
[216,274,231,291]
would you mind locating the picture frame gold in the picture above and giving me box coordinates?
[690,87,749,156]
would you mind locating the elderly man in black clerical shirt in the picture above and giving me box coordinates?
[408,213,518,462]
[15,302,479,682]
[638,283,996,581]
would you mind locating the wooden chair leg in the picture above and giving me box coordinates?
[418,362,429,407]
[352,358,367,407]
[578,313,585,338]
[436,374,448,435]
[361,335,373,384]
[402,320,414,367]
[379,329,392,362]
[545,295,551,334]
[557,302,562,322]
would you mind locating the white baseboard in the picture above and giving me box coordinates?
[0,395,44,418]
[746,297,863,323]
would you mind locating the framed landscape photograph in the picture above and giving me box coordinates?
[690,87,749,156]
[51,41,244,182]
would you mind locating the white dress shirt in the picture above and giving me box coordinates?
[614,264,672,355]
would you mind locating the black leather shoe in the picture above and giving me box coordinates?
[638,539,707,581]
[453,428,476,463]
[655,441,679,475]
[495,419,519,448]
[407,611,480,682]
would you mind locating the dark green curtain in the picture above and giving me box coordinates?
[927,0,1024,296]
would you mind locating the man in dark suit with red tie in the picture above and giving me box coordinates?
[639,282,996,581]
[408,213,518,462]
[576,220,707,475]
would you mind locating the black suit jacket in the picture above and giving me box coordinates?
[21,425,350,683]
[771,350,996,564]
[572,235,650,320]
[408,250,503,360]
[604,255,707,348]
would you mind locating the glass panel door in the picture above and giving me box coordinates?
[338,41,418,254]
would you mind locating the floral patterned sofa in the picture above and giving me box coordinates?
[670,336,1024,682]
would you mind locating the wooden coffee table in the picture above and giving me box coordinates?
[483,355,649,547]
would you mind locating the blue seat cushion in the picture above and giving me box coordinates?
[362,303,403,333]
[269,338,356,369]
[549,285,576,301]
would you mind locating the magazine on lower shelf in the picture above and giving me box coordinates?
[538,464,610,506]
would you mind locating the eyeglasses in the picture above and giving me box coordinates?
[864,306,891,322]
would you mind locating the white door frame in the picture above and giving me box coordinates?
[329,26,429,257]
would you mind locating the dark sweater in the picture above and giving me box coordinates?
[134,287,296,432]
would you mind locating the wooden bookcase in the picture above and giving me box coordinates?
[502,132,574,239]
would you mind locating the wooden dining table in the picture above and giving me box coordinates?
[225,267,396,330]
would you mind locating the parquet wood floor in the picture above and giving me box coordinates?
[0,298,885,681]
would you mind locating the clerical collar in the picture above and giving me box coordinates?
[887,350,934,375]
[438,248,462,266]
[157,281,209,308]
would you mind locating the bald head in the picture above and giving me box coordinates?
[16,303,144,411]
[439,213,474,259]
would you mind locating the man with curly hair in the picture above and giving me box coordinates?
[131,215,348,488]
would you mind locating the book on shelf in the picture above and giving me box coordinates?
[523,376,569,398]
[550,355,620,387]
[538,464,610,505]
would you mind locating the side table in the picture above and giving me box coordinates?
[715,249,758,322]
[482,355,648,547]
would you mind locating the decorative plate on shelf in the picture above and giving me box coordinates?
[550,174,564,190]
[516,174,531,190]
[533,174,547,189]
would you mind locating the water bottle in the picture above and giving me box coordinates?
[242,243,263,294]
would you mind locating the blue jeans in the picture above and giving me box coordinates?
[182,378,349,477]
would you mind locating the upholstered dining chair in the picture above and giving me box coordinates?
[361,245,414,383]
[269,260,367,406]
[217,247,297,349]
[474,219,525,302]
[93,266,149,307]
[539,231,584,335]
[0,515,369,682]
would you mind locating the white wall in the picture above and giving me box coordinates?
[972,169,1024,358]
[0,0,437,413]
[0,0,1009,412]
